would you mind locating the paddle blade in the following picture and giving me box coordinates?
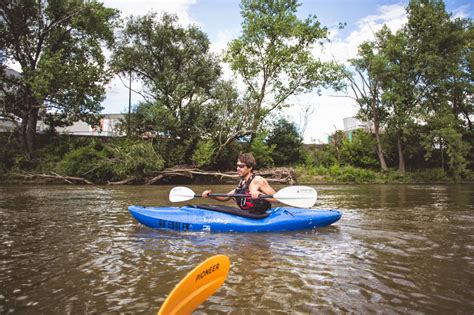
[169,186,195,202]
[273,186,317,208]
[158,255,230,315]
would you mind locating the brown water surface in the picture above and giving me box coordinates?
[0,184,473,313]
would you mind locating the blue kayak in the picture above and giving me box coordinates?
[128,204,341,233]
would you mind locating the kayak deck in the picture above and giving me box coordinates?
[128,205,341,233]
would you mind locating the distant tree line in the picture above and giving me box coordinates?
[0,0,472,182]
[346,0,472,180]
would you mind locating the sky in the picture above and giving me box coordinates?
[101,0,472,143]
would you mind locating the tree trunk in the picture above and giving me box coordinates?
[397,133,405,175]
[21,98,40,157]
[371,98,387,171]
[249,81,267,144]
[373,122,387,171]
[375,133,387,170]
[20,112,29,157]
[440,139,445,170]
[26,106,39,154]
[249,110,261,145]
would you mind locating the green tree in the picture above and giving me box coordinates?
[349,0,472,176]
[405,0,472,178]
[378,28,420,175]
[224,0,344,144]
[422,110,470,180]
[328,130,346,164]
[250,131,275,169]
[199,80,254,163]
[0,0,119,156]
[267,118,303,165]
[348,39,389,170]
[340,129,378,168]
[192,139,216,168]
[110,13,222,164]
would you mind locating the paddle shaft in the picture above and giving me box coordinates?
[170,185,317,208]
[196,193,272,199]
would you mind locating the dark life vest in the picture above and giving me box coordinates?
[234,174,271,213]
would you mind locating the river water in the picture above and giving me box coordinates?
[0,184,473,314]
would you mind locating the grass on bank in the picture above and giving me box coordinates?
[295,164,474,184]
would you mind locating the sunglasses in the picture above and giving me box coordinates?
[236,164,247,169]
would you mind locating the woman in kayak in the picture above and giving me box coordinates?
[202,153,277,213]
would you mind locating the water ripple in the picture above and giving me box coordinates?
[1,184,473,313]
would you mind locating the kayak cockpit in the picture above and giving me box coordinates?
[188,204,270,219]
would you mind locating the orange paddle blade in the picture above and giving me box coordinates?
[158,255,230,315]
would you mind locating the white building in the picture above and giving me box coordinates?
[37,113,126,137]
[0,67,21,132]
[343,117,374,142]
[1,67,125,137]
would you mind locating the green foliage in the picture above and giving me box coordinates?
[348,1,472,175]
[0,133,21,174]
[422,111,471,181]
[1,0,472,183]
[16,134,98,173]
[295,164,377,183]
[407,168,449,183]
[250,132,275,169]
[224,0,345,142]
[334,166,377,183]
[267,118,304,165]
[59,138,164,182]
[192,140,216,168]
[348,37,389,170]
[0,1,119,154]
[327,130,346,163]
[108,140,164,179]
[203,80,255,163]
[60,141,112,182]
[110,12,222,165]
[304,144,337,168]
[211,142,243,170]
[340,130,378,168]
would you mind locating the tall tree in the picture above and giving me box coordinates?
[348,36,389,171]
[378,28,421,175]
[224,0,344,143]
[403,0,472,177]
[364,0,473,176]
[110,13,222,164]
[201,80,254,163]
[0,0,118,155]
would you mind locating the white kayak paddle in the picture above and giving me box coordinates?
[169,185,317,208]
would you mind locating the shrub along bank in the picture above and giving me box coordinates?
[1,132,472,185]
[295,165,473,184]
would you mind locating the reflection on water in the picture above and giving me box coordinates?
[0,184,473,313]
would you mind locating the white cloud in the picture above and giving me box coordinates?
[102,0,197,25]
[284,93,358,144]
[210,30,235,82]
[319,4,407,64]
[451,5,471,19]
[294,4,408,143]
